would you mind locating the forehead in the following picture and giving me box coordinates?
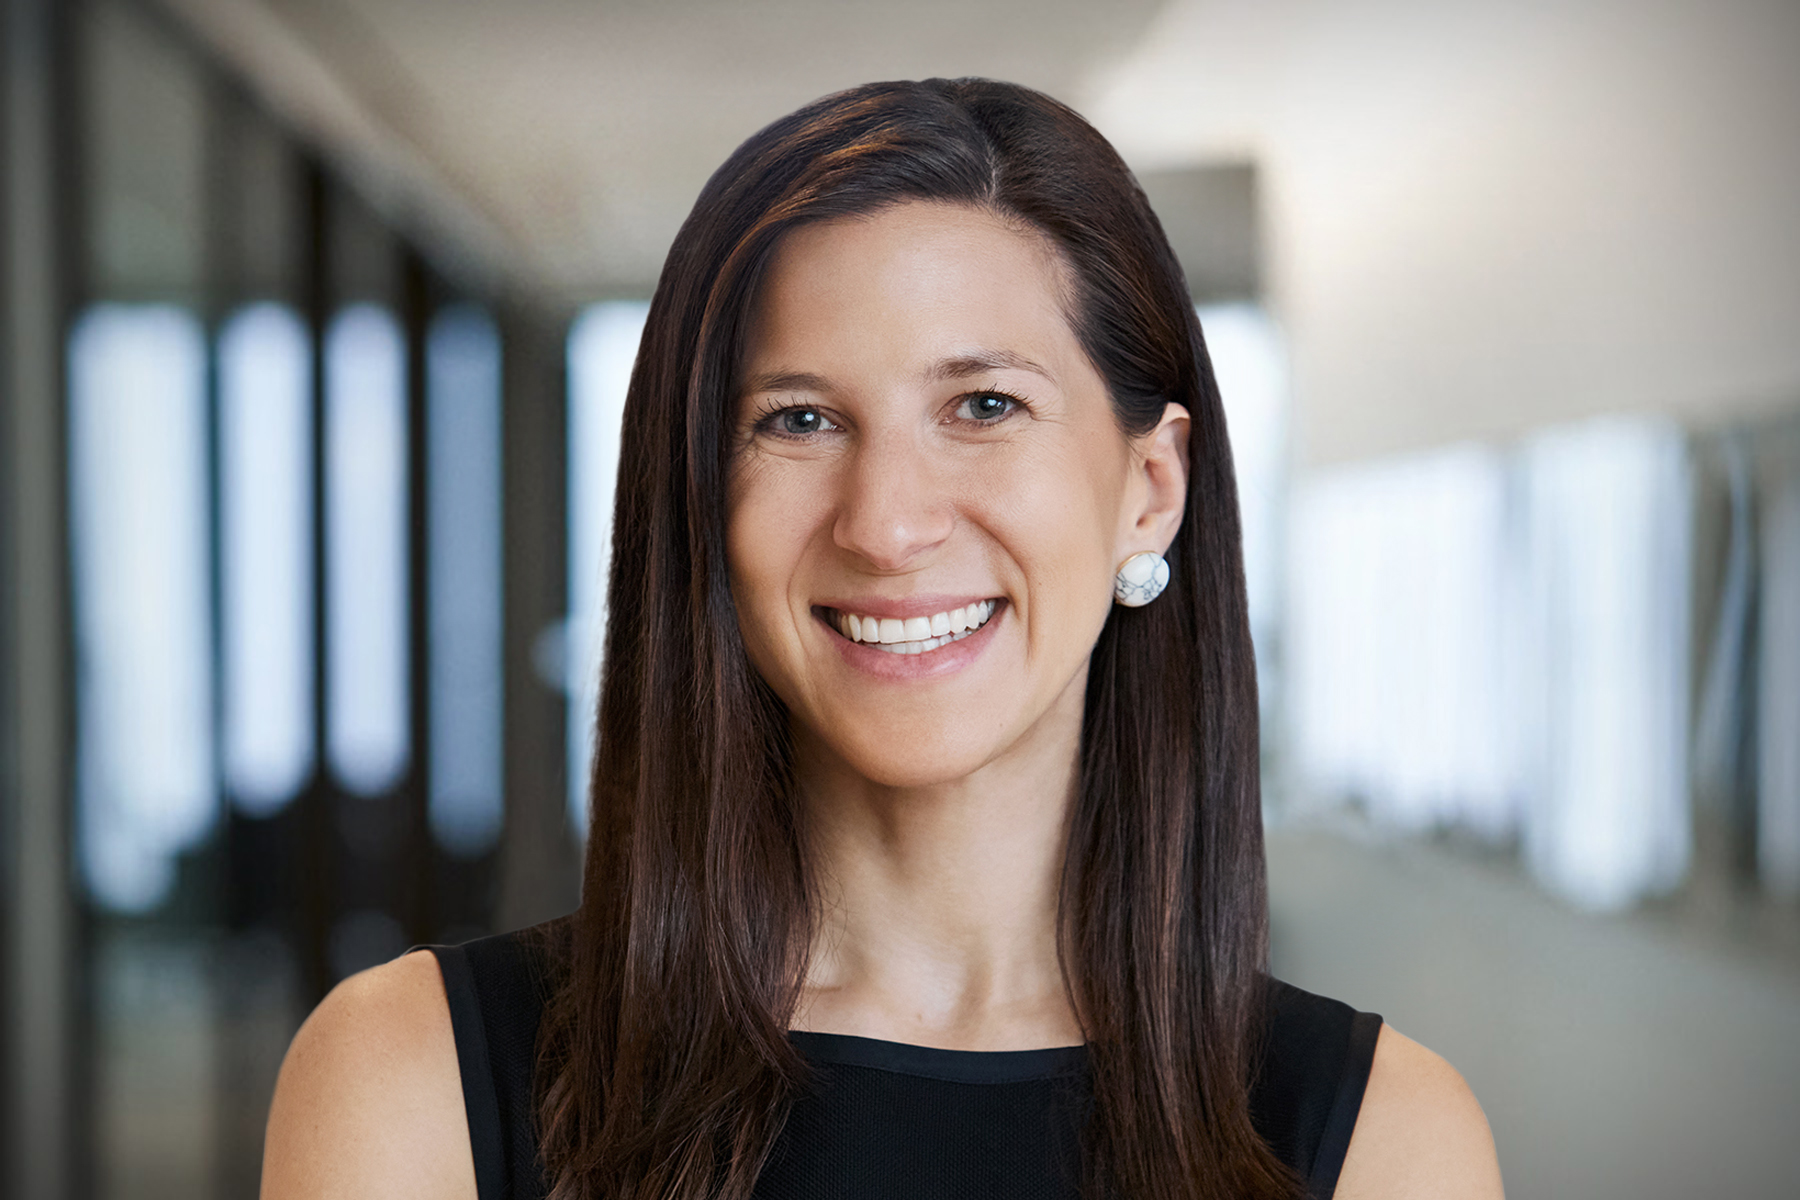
[745,202,1081,376]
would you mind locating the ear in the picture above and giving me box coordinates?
[1121,402,1190,557]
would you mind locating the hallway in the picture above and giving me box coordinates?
[1269,827,1800,1198]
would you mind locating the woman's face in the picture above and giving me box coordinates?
[727,201,1186,789]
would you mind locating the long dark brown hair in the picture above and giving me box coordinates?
[536,78,1293,1200]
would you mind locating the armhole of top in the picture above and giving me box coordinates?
[1308,1011,1383,1199]
[426,944,508,1200]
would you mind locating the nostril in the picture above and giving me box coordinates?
[832,458,956,568]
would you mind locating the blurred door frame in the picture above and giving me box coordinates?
[2,0,83,1196]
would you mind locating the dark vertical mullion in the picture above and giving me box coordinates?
[495,308,578,930]
[3,0,85,1194]
[298,159,331,1007]
[196,85,232,1200]
[199,82,236,917]
[202,84,262,1200]
[56,3,93,1196]
[401,246,434,947]
[0,4,12,1178]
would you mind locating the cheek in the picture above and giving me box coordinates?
[725,473,777,647]
[976,438,1129,604]
[726,460,822,669]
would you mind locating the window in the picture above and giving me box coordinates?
[564,300,650,836]
[218,303,314,816]
[1287,417,1693,910]
[323,303,409,797]
[427,305,504,854]
[68,305,215,912]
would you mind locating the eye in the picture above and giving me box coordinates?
[760,406,839,437]
[955,392,1019,422]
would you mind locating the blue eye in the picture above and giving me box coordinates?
[773,407,834,436]
[957,392,1017,422]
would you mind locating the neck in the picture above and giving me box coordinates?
[791,683,1086,1051]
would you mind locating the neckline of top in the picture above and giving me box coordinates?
[786,1029,1089,1085]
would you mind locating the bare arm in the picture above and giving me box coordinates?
[262,950,477,1200]
[1335,1025,1504,1199]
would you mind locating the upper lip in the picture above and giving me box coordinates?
[812,594,1001,620]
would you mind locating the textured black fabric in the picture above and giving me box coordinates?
[430,943,508,1199]
[1250,981,1385,1198]
[761,1034,1090,1199]
[426,925,560,1199]
[434,922,1381,1200]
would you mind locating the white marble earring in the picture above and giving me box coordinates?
[1113,551,1170,607]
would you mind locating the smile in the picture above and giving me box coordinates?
[825,600,999,655]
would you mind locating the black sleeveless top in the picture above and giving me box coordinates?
[428,923,1381,1200]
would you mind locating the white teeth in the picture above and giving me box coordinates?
[831,600,999,654]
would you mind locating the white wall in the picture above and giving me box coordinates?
[1085,0,1800,464]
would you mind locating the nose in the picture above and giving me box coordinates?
[832,431,955,571]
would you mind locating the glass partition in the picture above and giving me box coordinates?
[323,302,410,798]
[218,302,314,817]
[427,305,504,857]
[61,4,518,1192]
[564,300,649,836]
[68,304,215,913]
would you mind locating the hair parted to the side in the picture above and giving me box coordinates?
[534,77,1296,1200]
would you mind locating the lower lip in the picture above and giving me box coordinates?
[821,603,1005,681]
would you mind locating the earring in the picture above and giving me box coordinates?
[1113,551,1170,607]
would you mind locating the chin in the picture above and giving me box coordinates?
[851,761,987,791]
[818,728,1003,791]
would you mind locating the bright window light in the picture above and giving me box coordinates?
[566,300,650,837]
[68,305,216,912]
[1515,419,1691,910]
[1201,304,1290,727]
[427,305,504,855]
[1288,445,1514,836]
[1201,303,1289,652]
[1287,416,1691,911]
[218,303,314,816]
[325,304,409,796]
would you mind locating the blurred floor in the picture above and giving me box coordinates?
[1268,825,1800,1199]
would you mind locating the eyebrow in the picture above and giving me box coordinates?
[927,350,1056,384]
[740,369,834,397]
[741,350,1056,398]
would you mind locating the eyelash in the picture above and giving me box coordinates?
[953,389,1025,423]
[750,388,1028,440]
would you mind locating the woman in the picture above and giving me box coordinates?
[264,79,1502,1200]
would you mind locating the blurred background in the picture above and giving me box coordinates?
[2,0,1797,1196]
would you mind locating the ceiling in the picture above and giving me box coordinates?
[161,0,1178,305]
[161,0,1800,463]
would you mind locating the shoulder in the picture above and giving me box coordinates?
[262,949,476,1200]
[1334,1025,1504,1199]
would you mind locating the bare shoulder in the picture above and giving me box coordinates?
[262,949,476,1200]
[1334,1024,1504,1200]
